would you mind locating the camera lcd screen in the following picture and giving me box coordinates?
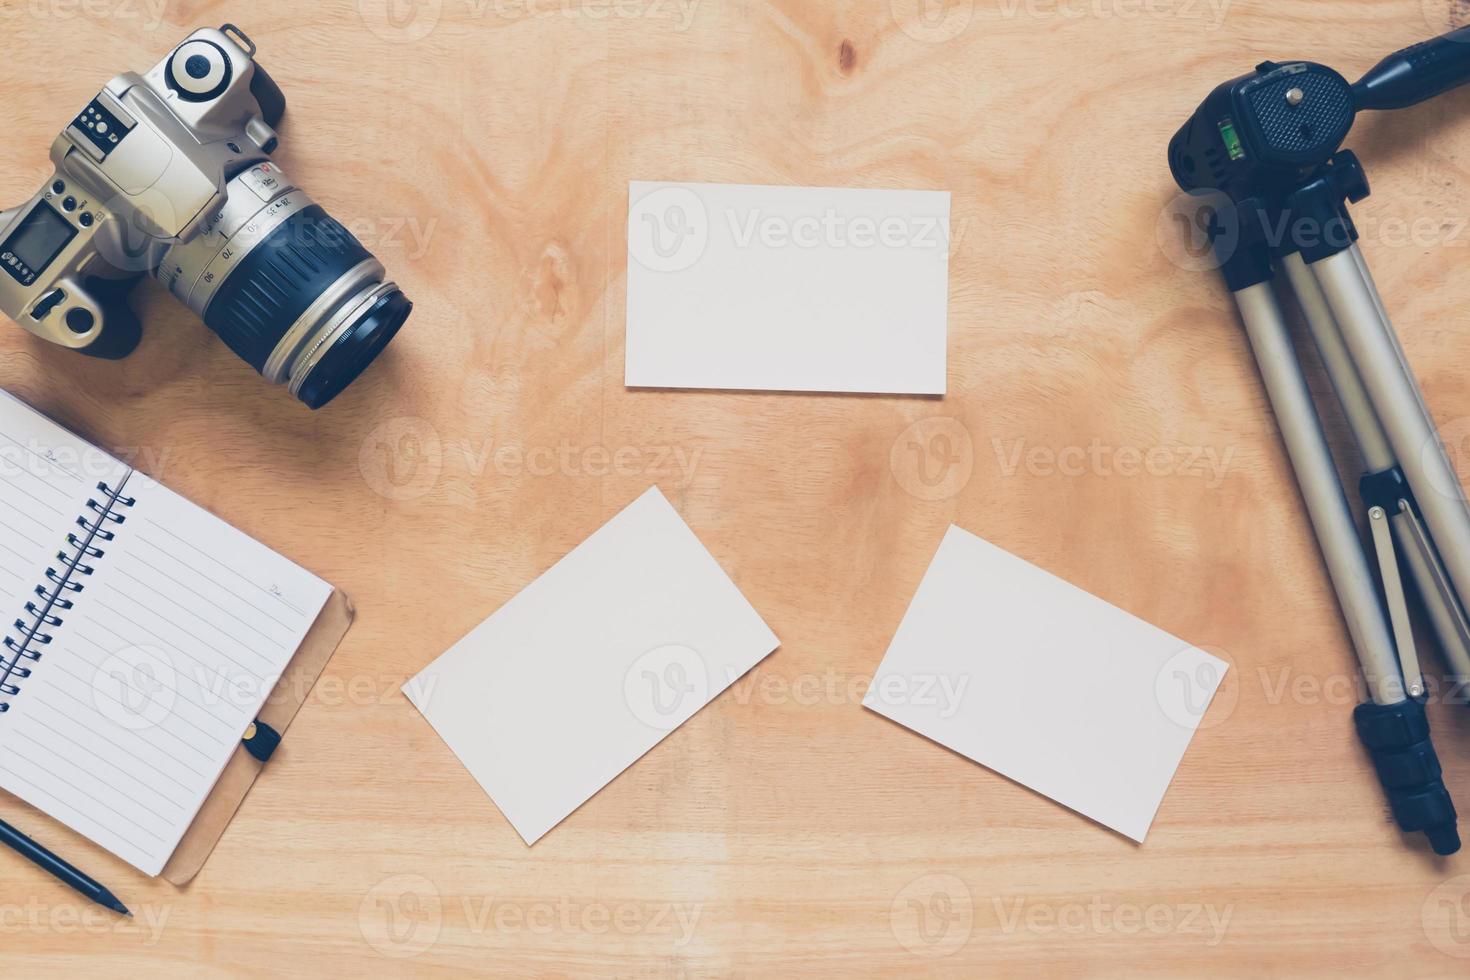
[2,202,76,283]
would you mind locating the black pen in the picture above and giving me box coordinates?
[0,818,130,916]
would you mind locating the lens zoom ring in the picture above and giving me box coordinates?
[204,205,372,371]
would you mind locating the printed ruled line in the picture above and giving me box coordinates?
[28,690,206,785]
[0,759,167,844]
[94,595,272,675]
[127,549,296,640]
[0,431,88,484]
[118,551,291,646]
[0,508,51,541]
[74,621,243,721]
[39,676,212,770]
[0,453,82,499]
[138,518,308,621]
[0,765,158,864]
[0,539,36,565]
[20,700,194,803]
[43,654,236,747]
[69,633,242,739]
[5,727,183,823]
[0,472,65,518]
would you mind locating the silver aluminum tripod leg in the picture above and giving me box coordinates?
[1312,247,1470,607]
[1282,254,1470,685]
[1232,282,1406,703]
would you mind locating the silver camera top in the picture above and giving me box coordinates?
[0,26,411,408]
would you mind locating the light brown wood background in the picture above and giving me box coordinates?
[4,0,1470,975]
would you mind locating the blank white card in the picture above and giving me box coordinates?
[864,526,1227,842]
[404,486,779,845]
[625,181,950,394]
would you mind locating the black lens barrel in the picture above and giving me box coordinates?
[201,203,408,408]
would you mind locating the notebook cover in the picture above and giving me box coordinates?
[161,587,354,885]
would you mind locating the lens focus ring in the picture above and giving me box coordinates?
[203,205,372,372]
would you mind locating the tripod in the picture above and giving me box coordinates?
[1170,30,1470,855]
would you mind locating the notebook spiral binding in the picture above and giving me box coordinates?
[0,480,135,713]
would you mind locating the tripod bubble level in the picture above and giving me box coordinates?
[1218,119,1246,161]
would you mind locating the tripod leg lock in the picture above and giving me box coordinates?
[1353,697,1460,854]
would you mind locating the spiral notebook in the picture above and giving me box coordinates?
[0,389,336,877]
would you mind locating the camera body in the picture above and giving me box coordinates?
[0,25,411,409]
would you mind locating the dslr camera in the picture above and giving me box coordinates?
[0,25,412,409]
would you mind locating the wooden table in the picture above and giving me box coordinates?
[4,1,1470,975]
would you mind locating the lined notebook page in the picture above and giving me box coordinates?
[0,466,331,876]
[0,392,130,620]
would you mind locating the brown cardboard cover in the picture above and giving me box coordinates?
[161,588,354,885]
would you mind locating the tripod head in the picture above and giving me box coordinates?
[1170,27,1470,201]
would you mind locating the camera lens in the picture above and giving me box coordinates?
[157,165,411,409]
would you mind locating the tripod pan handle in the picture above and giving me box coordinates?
[1354,27,1470,111]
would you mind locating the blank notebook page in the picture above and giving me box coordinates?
[0,393,332,876]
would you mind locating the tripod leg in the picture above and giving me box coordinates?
[1232,282,1404,701]
[1282,254,1470,685]
[1311,248,1470,608]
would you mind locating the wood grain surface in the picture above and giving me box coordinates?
[4,0,1470,975]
